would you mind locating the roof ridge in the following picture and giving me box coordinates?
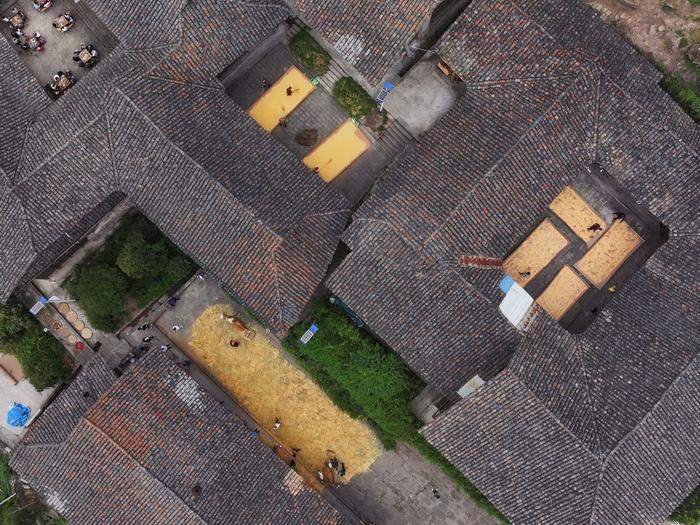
[12,112,106,189]
[574,337,604,459]
[462,74,579,89]
[111,88,282,241]
[587,351,700,524]
[505,368,603,467]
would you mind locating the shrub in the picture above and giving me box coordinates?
[0,301,73,391]
[0,301,31,343]
[332,77,377,118]
[289,29,330,76]
[67,265,129,331]
[670,485,700,525]
[661,74,700,121]
[285,301,507,521]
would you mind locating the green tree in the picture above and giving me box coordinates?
[0,301,31,344]
[116,232,168,280]
[165,255,194,283]
[9,325,73,391]
[670,485,700,525]
[332,77,378,118]
[68,265,128,331]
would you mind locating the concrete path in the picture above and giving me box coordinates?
[338,443,501,525]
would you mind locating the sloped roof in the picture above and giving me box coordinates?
[11,353,348,525]
[0,0,349,334]
[294,0,437,85]
[329,0,700,522]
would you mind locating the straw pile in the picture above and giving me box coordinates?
[189,305,380,481]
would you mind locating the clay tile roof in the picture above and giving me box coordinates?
[329,0,700,522]
[0,0,349,335]
[11,353,349,525]
[294,0,437,85]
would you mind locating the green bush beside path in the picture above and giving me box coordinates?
[285,301,507,522]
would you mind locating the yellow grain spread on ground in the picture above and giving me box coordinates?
[248,66,315,132]
[303,120,370,182]
[503,219,570,287]
[576,220,643,288]
[536,265,589,321]
[189,305,380,481]
[548,186,607,243]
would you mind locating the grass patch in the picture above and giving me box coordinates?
[670,485,700,525]
[0,300,73,391]
[660,74,700,121]
[0,453,64,525]
[332,77,377,119]
[688,0,700,6]
[66,214,195,332]
[285,300,508,522]
[289,29,330,76]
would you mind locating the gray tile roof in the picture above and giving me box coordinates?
[0,0,350,334]
[329,0,700,522]
[11,353,348,525]
[294,0,437,85]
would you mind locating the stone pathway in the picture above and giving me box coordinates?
[338,443,501,525]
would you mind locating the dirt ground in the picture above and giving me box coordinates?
[586,0,700,82]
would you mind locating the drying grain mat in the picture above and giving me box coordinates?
[68,335,77,345]
[190,305,381,481]
[248,66,315,132]
[65,310,78,323]
[57,303,70,315]
[302,120,370,182]
[549,186,607,244]
[81,328,93,339]
[575,220,643,288]
[73,320,85,331]
[503,219,570,287]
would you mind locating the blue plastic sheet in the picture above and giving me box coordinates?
[499,274,515,294]
[7,402,30,427]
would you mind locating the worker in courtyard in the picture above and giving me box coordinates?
[273,418,281,430]
[587,222,602,232]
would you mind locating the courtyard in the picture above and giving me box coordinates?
[223,40,412,205]
[0,0,117,95]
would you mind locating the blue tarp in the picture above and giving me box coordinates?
[7,403,30,427]
[499,275,515,294]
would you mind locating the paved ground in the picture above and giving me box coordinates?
[0,0,117,89]
[383,57,458,137]
[0,368,54,446]
[337,443,501,525]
